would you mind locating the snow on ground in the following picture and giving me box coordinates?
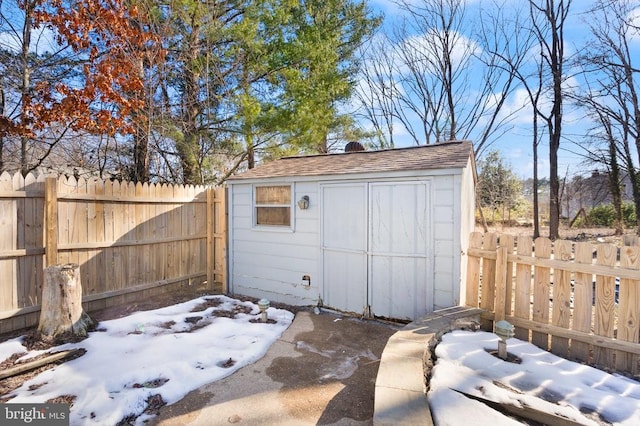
[1,295,293,425]
[429,330,640,425]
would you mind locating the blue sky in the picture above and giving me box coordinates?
[364,0,640,179]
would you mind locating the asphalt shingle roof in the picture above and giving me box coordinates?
[229,140,474,180]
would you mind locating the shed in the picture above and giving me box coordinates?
[227,140,476,321]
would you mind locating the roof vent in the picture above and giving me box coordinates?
[344,141,365,152]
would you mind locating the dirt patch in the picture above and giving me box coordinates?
[48,394,76,405]
[249,318,278,324]
[89,289,216,323]
[131,378,169,389]
[184,316,203,324]
[144,394,167,415]
[211,307,248,319]
[486,225,636,245]
[0,352,27,371]
[0,349,86,401]
[217,358,236,368]
[190,298,223,312]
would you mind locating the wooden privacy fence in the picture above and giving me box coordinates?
[466,232,640,376]
[0,172,226,334]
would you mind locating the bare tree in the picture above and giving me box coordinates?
[469,1,543,236]
[574,0,640,234]
[466,1,540,232]
[529,0,572,240]
[354,37,399,149]
[355,0,529,158]
[583,108,626,235]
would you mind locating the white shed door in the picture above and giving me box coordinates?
[321,181,432,320]
[369,182,431,319]
[321,184,368,314]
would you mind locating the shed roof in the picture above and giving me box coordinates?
[229,140,474,180]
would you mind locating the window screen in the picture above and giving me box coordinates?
[255,186,291,226]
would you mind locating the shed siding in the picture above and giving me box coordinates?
[228,155,475,319]
[229,182,321,305]
[458,157,476,305]
[432,174,460,309]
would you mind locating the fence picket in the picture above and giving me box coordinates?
[594,244,618,367]
[86,178,98,294]
[480,233,498,330]
[0,173,16,313]
[551,240,572,357]
[572,242,593,363]
[513,235,533,341]
[465,232,483,308]
[57,178,69,265]
[21,173,43,308]
[617,246,640,374]
[532,237,552,350]
[500,234,515,317]
[112,180,126,293]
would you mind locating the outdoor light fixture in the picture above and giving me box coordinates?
[258,298,270,322]
[495,320,514,360]
[297,195,310,210]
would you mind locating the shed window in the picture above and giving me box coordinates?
[255,185,291,226]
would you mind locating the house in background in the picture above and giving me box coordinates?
[562,170,635,219]
[226,140,476,321]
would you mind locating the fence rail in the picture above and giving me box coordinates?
[465,231,640,376]
[0,172,226,334]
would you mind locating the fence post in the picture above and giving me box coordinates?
[219,187,227,293]
[206,187,214,291]
[44,177,58,267]
[206,187,227,293]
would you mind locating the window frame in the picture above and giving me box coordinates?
[253,184,293,230]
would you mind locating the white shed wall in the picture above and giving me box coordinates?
[228,164,475,318]
[458,157,477,306]
[228,181,321,305]
[432,174,460,310]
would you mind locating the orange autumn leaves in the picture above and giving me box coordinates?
[3,0,160,137]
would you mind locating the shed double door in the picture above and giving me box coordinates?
[321,181,432,320]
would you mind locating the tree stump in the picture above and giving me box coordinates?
[38,263,94,341]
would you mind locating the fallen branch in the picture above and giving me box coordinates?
[0,349,84,380]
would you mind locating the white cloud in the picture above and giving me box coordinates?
[628,6,640,42]
[0,3,62,55]
[397,30,480,75]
